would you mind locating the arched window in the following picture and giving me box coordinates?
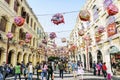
[19,28,25,40]
[34,22,36,30]
[11,24,16,33]
[21,7,26,18]
[14,0,19,12]
[26,13,29,24]
[0,16,7,32]
[33,38,35,46]
[30,18,33,27]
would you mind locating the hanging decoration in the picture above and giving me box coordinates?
[83,35,90,41]
[78,29,84,36]
[51,13,64,25]
[95,32,101,42]
[79,10,90,21]
[14,16,25,26]
[97,26,105,33]
[61,38,66,43]
[107,23,117,37]
[69,45,77,52]
[25,38,30,43]
[6,32,13,39]
[107,4,119,16]
[49,32,56,39]
[26,32,32,39]
[19,40,24,45]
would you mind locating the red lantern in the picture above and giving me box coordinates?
[61,38,66,43]
[107,23,116,37]
[14,17,25,26]
[78,29,84,36]
[79,10,90,21]
[51,13,64,25]
[6,32,13,39]
[98,26,105,33]
[107,4,119,16]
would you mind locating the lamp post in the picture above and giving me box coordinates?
[6,32,13,64]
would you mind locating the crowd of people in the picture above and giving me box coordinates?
[0,60,112,80]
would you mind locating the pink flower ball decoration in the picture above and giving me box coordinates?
[49,32,56,39]
[14,17,25,26]
[79,10,90,21]
[78,29,84,36]
[51,13,64,25]
[6,32,13,39]
[26,33,32,39]
[107,4,119,16]
[25,38,30,43]
[98,26,105,33]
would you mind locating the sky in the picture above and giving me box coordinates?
[27,0,86,46]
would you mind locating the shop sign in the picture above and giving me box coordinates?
[107,23,117,37]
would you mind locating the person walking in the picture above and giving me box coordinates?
[96,63,101,76]
[28,62,33,80]
[14,62,21,80]
[72,61,78,78]
[93,61,97,75]
[35,62,42,79]
[78,63,84,80]
[47,62,53,80]
[58,61,64,79]
[102,62,107,77]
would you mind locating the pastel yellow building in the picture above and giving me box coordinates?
[0,0,46,67]
[70,0,120,75]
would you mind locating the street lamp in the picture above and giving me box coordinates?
[6,32,13,64]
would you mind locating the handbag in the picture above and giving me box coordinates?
[38,69,42,72]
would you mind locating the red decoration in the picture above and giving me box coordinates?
[98,26,105,33]
[6,32,13,39]
[61,38,66,43]
[78,29,84,36]
[49,32,56,39]
[95,33,101,42]
[26,33,32,39]
[107,4,119,16]
[14,17,25,26]
[42,39,47,45]
[69,45,77,51]
[83,35,90,41]
[107,23,116,37]
[51,13,64,25]
[79,10,90,21]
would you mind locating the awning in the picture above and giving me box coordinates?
[109,46,120,54]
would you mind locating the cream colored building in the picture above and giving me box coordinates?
[0,0,46,66]
[70,0,120,75]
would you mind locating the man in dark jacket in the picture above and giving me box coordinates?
[0,62,7,80]
[47,62,53,80]
[58,62,64,79]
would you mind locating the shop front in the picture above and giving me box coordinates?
[109,46,120,75]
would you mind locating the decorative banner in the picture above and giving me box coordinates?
[14,17,25,26]
[107,23,117,37]
[78,29,84,36]
[79,10,90,21]
[6,32,13,39]
[26,32,32,39]
[107,4,119,16]
[97,26,105,33]
[51,13,64,25]
[49,32,56,39]
[61,38,66,43]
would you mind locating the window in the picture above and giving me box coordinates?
[33,38,35,46]
[26,13,29,24]
[11,24,16,33]
[34,22,36,30]
[0,16,7,32]
[19,29,25,40]
[5,0,10,4]
[30,18,33,27]
[92,5,99,21]
[21,7,26,18]
[14,0,19,12]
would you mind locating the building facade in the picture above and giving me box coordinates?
[70,0,120,75]
[0,0,46,66]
